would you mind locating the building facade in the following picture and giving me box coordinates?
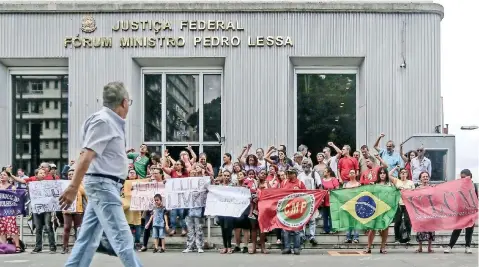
[0,1,444,174]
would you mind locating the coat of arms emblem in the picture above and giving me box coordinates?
[81,15,97,33]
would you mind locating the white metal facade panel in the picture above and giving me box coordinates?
[0,12,442,160]
[0,63,10,165]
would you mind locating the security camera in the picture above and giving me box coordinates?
[400,62,406,68]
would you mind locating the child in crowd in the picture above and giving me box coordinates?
[146,194,169,253]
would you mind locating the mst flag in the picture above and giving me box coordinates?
[330,185,400,231]
[401,179,478,232]
[258,189,327,232]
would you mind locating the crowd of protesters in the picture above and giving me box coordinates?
[0,133,476,255]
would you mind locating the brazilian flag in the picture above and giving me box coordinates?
[330,185,400,231]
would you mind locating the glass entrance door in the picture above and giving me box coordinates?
[12,74,69,175]
[296,72,357,156]
[143,69,223,173]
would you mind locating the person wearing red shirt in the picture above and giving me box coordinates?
[360,155,389,185]
[337,145,359,183]
[280,168,305,255]
[281,168,306,190]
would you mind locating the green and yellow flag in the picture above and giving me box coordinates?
[330,185,400,231]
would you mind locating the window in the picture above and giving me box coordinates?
[203,75,222,142]
[143,69,222,168]
[17,102,29,113]
[31,82,43,94]
[144,74,162,142]
[61,122,68,134]
[16,142,30,154]
[165,74,199,142]
[61,99,68,113]
[425,149,448,182]
[17,123,30,135]
[31,101,43,114]
[296,70,357,153]
[61,141,68,154]
[12,72,69,176]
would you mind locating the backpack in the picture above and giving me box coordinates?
[97,232,117,256]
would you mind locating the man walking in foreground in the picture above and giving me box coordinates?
[59,82,142,267]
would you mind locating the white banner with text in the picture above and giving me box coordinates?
[28,180,76,213]
[165,176,210,210]
[204,185,251,217]
[130,182,166,211]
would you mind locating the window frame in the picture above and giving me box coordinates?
[141,67,223,154]
[293,67,360,151]
[8,67,68,175]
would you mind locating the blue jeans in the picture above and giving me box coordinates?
[129,224,141,244]
[152,226,166,239]
[346,229,359,241]
[283,230,301,249]
[322,207,332,233]
[169,209,186,230]
[65,177,142,267]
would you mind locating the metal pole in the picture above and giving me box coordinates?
[19,215,24,241]
[207,216,211,247]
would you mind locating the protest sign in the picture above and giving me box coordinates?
[28,180,76,213]
[0,189,27,217]
[204,185,251,217]
[165,176,210,210]
[402,179,478,232]
[130,182,166,210]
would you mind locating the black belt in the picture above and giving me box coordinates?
[86,173,125,185]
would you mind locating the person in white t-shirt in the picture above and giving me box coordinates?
[297,158,321,246]
[323,142,342,177]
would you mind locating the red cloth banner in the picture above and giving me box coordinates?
[401,179,478,232]
[258,189,327,232]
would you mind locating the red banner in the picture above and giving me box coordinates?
[401,179,478,232]
[258,189,327,232]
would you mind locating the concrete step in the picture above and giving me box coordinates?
[20,229,478,249]
[16,217,478,249]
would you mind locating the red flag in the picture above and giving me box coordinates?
[402,179,478,232]
[258,189,328,232]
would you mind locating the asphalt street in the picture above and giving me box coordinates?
[1,248,478,267]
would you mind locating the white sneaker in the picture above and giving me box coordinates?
[444,247,451,253]
[465,247,472,254]
[198,248,204,253]
[182,248,192,253]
